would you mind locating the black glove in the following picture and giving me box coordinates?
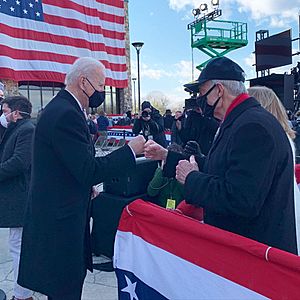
[183,141,202,156]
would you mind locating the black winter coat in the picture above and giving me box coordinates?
[179,111,219,155]
[18,90,136,297]
[0,119,34,227]
[185,97,298,254]
[133,111,167,148]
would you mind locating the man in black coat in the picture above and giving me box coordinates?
[18,57,145,299]
[132,101,167,148]
[146,57,297,255]
[163,109,174,131]
[178,108,219,155]
[0,96,34,300]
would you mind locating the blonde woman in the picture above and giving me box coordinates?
[248,86,300,254]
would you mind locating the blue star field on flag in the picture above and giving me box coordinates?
[0,0,44,21]
[116,269,168,300]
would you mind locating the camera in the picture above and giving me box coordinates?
[185,98,199,110]
[141,110,150,118]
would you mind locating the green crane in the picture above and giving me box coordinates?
[188,8,248,70]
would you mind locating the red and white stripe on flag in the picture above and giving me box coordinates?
[0,0,127,88]
[114,200,300,299]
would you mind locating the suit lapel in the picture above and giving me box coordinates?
[60,89,86,118]
[58,90,93,139]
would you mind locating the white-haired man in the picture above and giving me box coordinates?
[18,57,145,299]
[145,57,297,255]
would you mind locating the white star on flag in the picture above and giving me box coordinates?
[15,0,20,5]
[121,275,139,300]
[10,6,14,12]
[29,2,33,8]
[23,9,27,14]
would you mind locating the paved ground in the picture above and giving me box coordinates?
[0,228,118,300]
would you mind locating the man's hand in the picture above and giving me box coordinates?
[128,135,146,156]
[144,140,168,161]
[176,155,199,184]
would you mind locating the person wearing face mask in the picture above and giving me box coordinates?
[0,96,34,300]
[17,57,146,300]
[144,57,297,255]
[177,104,219,155]
[132,101,167,148]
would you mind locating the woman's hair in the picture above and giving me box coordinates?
[248,86,295,139]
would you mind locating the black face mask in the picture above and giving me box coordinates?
[196,84,220,118]
[84,78,105,108]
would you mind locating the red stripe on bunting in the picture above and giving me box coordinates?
[118,200,300,299]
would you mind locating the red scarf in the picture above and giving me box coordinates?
[224,93,250,121]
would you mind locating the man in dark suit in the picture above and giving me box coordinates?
[0,96,34,300]
[18,57,145,299]
[146,57,297,255]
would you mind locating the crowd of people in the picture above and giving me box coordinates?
[1,56,300,299]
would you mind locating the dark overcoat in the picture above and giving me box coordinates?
[133,112,167,148]
[0,119,35,227]
[18,90,136,296]
[185,97,298,254]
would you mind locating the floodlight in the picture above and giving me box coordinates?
[192,8,201,16]
[200,3,208,11]
[211,0,219,6]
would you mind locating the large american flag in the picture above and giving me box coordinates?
[0,0,127,88]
